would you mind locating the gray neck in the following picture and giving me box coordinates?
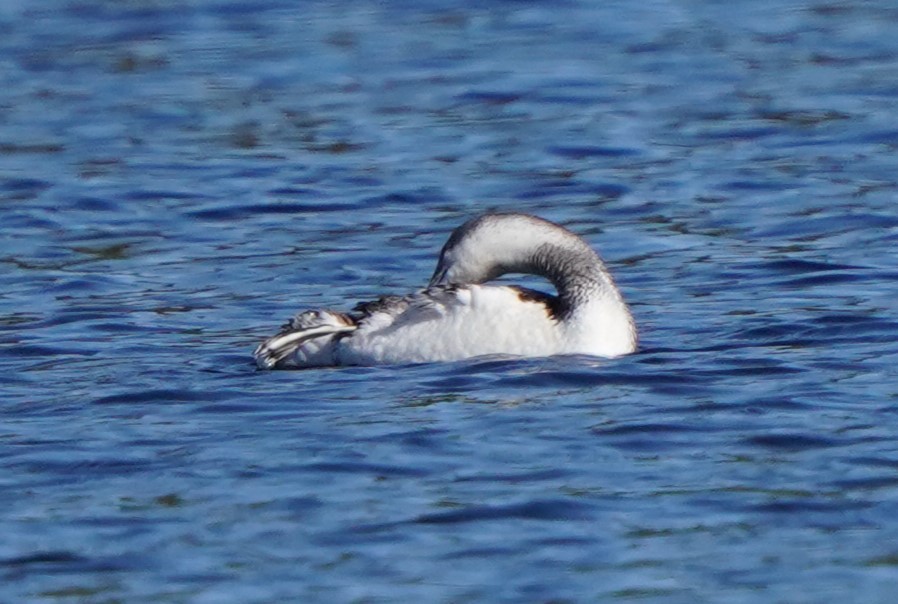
[528,243,614,315]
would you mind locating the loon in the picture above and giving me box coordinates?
[254,213,637,368]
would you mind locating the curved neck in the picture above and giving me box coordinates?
[530,242,637,352]
[528,243,614,313]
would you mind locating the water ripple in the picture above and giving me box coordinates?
[2,0,897,602]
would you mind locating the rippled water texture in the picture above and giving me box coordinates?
[3,0,898,601]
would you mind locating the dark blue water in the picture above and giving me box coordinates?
[3,0,898,601]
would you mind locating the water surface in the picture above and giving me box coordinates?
[2,0,898,601]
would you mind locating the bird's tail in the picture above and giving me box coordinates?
[254,310,357,369]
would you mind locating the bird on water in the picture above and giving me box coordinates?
[254,213,637,368]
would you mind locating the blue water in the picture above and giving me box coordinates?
[3,0,898,601]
